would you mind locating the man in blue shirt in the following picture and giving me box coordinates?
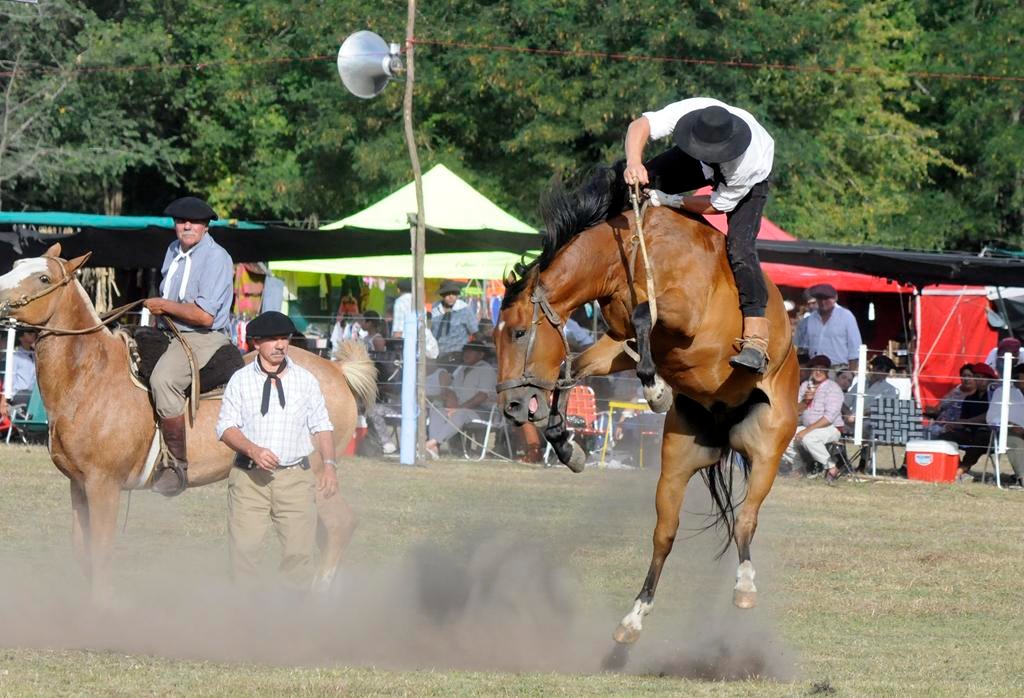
[144,196,235,495]
[794,284,862,372]
[431,280,478,363]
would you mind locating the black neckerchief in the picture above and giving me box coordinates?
[257,356,288,416]
[710,162,726,186]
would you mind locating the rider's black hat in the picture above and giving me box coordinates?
[164,196,218,221]
[246,311,299,339]
[673,106,752,164]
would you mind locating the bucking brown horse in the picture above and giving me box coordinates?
[0,244,376,603]
[495,168,799,644]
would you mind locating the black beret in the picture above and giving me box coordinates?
[164,196,218,221]
[807,283,838,300]
[246,311,299,339]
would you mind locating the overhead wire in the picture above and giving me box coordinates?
[1,36,1022,84]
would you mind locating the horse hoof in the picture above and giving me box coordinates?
[565,442,586,473]
[733,588,757,609]
[613,623,641,644]
[643,377,673,413]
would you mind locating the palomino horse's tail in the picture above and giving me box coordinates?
[699,449,751,558]
[333,340,378,410]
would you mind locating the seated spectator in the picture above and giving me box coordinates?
[984,336,1024,372]
[424,342,497,459]
[943,362,997,481]
[330,313,364,356]
[924,363,976,438]
[364,340,403,456]
[360,311,388,352]
[781,355,845,482]
[986,364,1024,486]
[474,318,496,345]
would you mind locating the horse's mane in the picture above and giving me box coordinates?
[502,161,629,308]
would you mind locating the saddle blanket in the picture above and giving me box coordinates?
[121,326,244,395]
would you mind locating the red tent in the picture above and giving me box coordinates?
[699,190,996,404]
[914,287,997,409]
[697,186,909,293]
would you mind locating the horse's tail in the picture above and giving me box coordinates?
[333,340,378,410]
[699,448,751,558]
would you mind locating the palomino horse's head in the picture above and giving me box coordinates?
[495,266,570,427]
[0,244,91,328]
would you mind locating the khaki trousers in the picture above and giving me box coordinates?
[151,331,232,418]
[227,465,318,591]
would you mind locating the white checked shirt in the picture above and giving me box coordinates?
[216,358,333,466]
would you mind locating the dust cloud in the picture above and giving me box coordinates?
[0,474,795,681]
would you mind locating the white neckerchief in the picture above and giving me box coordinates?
[163,245,194,301]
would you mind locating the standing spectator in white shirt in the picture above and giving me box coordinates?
[216,311,338,591]
[794,284,862,372]
[624,97,775,374]
[391,278,413,337]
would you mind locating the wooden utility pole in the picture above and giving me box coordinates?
[402,0,427,461]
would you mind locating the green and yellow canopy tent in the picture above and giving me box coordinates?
[269,164,540,282]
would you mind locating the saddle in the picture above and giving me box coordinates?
[118,326,244,397]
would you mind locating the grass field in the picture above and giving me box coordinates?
[1,444,1023,697]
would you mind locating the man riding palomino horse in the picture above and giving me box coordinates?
[144,196,234,495]
[624,97,774,374]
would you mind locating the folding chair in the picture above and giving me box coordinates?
[6,384,48,445]
[460,404,513,461]
[865,397,925,476]
[979,430,1004,487]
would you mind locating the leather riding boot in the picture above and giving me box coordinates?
[152,414,189,496]
[729,316,770,374]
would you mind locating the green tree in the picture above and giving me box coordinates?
[0,0,178,213]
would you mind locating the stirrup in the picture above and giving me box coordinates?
[730,344,768,374]
[152,460,188,497]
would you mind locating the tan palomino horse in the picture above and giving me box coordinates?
[0,244,376,603]
[495,169,799,644]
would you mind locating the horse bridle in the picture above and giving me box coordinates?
[0,258,143,336]
[0,258,78,317]
[495,284,576,394]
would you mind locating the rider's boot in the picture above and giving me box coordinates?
[729,316,770,374]
[152,414,189,497]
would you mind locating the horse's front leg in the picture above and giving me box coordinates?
[83,473,122,606]
[630,302,671,413]
[614,406,717,643]
[543,386,585,472]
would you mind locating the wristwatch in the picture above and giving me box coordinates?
[323,459,337,469]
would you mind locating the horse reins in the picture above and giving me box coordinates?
[495,284,575,394]
[629,183,658,327]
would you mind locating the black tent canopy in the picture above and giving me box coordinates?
[2,216,1022,289]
